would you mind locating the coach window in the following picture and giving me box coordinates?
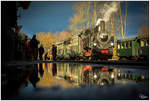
[128,41,131,48]
[124,42,127,49]
[118,43,120,49]
[126,42,128,48]
[140,40,145,47]
[121,42,124,49]
[146,40,149,46]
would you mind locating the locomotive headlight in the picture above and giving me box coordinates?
[111,73,115,79]
[111,42,114,46]
[94,43,97,46]
[94,74,97,79]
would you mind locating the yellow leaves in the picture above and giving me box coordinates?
[92,2,97,27]
[59,31,72,41]
[69,2,92,33]
[37,31,72,51]
[69,14,80,26]
[37,32,57,51]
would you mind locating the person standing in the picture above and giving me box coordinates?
[30,35,39,60]
[39,45,44,60]
[25,36,32,60]
[52,45,57,61]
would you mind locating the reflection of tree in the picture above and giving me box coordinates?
[36,63,74,88]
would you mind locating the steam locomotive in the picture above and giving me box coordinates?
[54,19,114,60]
[54,19,148,61]
[80,19,114,60]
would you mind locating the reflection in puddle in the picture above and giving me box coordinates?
[55,63,148,86]
[2,63,149,100]
[37,63,74,88]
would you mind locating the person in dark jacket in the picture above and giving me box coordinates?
[25,36,32,60]
[52,45,57,61]
[30,35,39,60]
[39,45,44,60]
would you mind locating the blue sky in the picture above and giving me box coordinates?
[18,1,149,38]
[18,1,74,37]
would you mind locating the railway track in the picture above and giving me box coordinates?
[4,60,149,67]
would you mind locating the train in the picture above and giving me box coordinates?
[55,19,114,60]
[116,37,149,61]
[54,19,149,61]
[80,19,114,60]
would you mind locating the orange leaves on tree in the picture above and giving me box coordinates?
[37,31,72,51]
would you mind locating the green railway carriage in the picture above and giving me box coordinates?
[116,37,149,60]
[54,40,65,60]
[55,33,82,60]
[139,38,149,57]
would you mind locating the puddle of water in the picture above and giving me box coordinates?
[2,63,149,100]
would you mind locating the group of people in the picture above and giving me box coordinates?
[44,45,57,61]
[25,34,57,61]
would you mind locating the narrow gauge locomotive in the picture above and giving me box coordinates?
[55,19,114,60]
[56,64,116,86]
[54,19,149,61]
[56,64,147,86]
[81,19,114,60]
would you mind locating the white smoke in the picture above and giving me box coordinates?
[99,2,120,22]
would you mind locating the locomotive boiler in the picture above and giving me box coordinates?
[81,19,114,60]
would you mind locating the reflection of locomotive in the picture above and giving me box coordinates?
[56,64,148,86]
[56,64,115,86]
[81,19,114,60]
[82,66,115,85]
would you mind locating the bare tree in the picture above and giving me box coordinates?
[119,2,128,40]
[69,2,92,34]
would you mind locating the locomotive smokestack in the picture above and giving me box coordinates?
[100,20,105,32]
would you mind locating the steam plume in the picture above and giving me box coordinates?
[101,2,120,22]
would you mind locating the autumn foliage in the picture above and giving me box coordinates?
[37,31,72,51]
